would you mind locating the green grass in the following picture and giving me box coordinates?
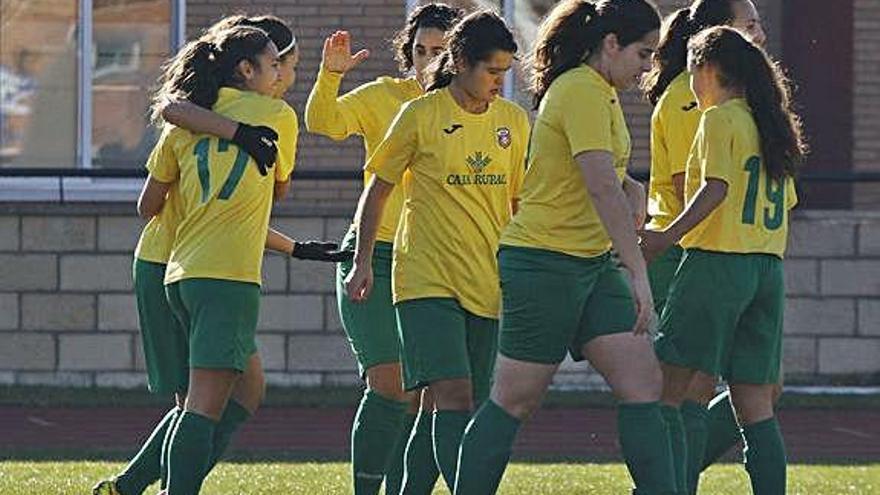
[1,461,877,494]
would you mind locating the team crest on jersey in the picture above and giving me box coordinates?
[496,127,511,149]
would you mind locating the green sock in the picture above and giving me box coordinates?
[702,390,741,469]
[160,406,185,490]
[680,401,708,495]
[349,389,407,495]
[454,400,520,495]
[384,412,416,495]
[401,409,440,494]
[204,400,251,472]
[659,405,687,495]
[742,417,787,495]
[166,411,216,495]
[619,402,677,495]
[115,407,179,495]
[433,410,470,492]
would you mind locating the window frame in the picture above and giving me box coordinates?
[0,0,186,202]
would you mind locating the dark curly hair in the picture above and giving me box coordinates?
[391,3,463,73]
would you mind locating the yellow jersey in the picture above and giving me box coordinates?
[501,65,631,258]
[647,72,701,230]
[305,67,423,242]
[366,88,530,318]
[134,125,183,264]
[681,98,797,257]
[153,88,298,285]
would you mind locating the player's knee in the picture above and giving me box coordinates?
[365,366,407,402]
[684,373,718,405]
[430,380,473,411]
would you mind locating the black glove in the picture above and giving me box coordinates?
[232,123,279,176]
[292,241,354,262]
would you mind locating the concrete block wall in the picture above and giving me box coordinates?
[1,204,878,389]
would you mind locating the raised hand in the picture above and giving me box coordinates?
[322,30,370,74]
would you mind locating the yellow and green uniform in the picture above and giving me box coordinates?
[366,87,529,394]
[132,125,188,395]
[454,66,677,495]
[656,98,797,384]
[306,67,423,376]
[647,72,701,311]
[498,65,638,365]
[155,87,298,372]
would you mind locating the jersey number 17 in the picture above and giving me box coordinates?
[193,137,249,203]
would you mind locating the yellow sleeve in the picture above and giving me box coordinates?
[146,126,179,183]
[509,110,530,199]
[561,85,613,157]
[364,103,417,185]
[697,109,735,184]
[304,66,366,140]
[786,177,798,210]
[661,99,697,176]
[272,106,298,181]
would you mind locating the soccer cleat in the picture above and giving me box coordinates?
[92,479,121,495]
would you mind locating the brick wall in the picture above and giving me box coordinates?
[1,203,878,388]
[853,0,880,207]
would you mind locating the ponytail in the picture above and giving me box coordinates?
[151,25,272,126]
[643,8,692,104]
[689,27,807,179]
[426,52,455,91]
[643,0,737,104]
[530,0,660,109]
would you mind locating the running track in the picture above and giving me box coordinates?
[1,406,877,461]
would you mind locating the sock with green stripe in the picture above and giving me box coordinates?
[454,400,521,495]
[384,412,417,495]
[433,410,470,492]
[620,402,677,495]
[681,401,709,495]
[205,399,251,472]
[166,410,216,495]
[702,390,742,469]
[350,389,408,495]
[401,409,440,494]
[114,407,179,495]
[659,404,687,494]
[742,417,786,495]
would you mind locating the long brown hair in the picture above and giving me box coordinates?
[150,25,273,124]
[530,0,660,109]
[425,10,517,92]
[642,0,739,104]
[689,26,807,179]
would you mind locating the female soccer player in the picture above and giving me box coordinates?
[641,26,806,495]
[453,1,675,494]
[344,11,529,492]
[136,25,298,495]
[91,17,345,495]
[304,5,462,493]
[641,2,770,491]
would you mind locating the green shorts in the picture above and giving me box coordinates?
[655,249,784,384]
[133,259,188,395]
[395,298,498,405]
[497,246,636,364]
[336,228,399,377]
[165,278,260,373]
[648,244,684,315]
